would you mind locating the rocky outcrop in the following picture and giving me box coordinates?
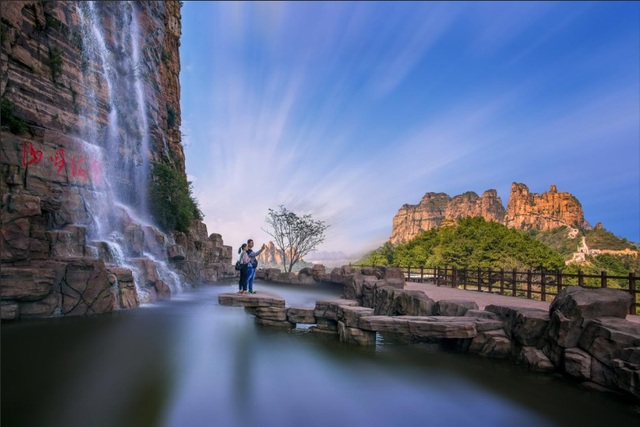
[257,241,313,271]
[1,1,232,320]
[390,190,506,244]
[504,183,586,231]
[390,183,587,244]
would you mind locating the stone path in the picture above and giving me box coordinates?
[405,281,640,324]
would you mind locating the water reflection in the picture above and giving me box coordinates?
[2,281,639,427]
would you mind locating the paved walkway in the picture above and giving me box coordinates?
[405,281,640,324]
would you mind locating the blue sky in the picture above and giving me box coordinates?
[179,1,640,256]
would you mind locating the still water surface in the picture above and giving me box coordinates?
[2,281,639,427]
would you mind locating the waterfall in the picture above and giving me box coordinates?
[71,1,187,302]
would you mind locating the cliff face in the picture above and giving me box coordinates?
[390,190,506,244]
[1,1,231,321]
[390,183,586,244]
[504,183,586,231]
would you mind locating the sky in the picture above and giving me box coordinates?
[179,1,640,257]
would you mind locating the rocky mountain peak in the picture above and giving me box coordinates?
[390,182,587,244]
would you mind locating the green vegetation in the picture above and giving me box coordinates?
[161,49,171,64]
[48,47,63,82]
[585,226,637,250]
[564,254,639,288]
[361,217,565,271]
[149,162,203,233]
[529,226,579,257]
[1,99,29,134]
[166,105,177,129]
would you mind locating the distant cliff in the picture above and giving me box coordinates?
[390,183,588,244]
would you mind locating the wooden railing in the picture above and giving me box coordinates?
[351,265,638,315]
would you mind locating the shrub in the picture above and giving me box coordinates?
[149,162,203,233]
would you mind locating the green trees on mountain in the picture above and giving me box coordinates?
[585,227,637,250]
[361,217,566,271]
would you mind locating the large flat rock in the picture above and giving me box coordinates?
[358,315,503,339]
[218,292,285,308]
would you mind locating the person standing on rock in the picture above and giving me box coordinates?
[237,243,250,294]
[245,239,266,294]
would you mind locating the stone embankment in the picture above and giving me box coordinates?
[222,265,640,400]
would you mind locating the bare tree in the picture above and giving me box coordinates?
[262,205,329,272]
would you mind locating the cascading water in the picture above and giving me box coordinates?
[72,1,186,303]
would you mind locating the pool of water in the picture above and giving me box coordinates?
[2,280,639,427]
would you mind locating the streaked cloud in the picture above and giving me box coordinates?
[181,2,640,253]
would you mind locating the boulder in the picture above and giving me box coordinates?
[612,347,640,399]
[108,266,139,309]
[1,302,19,320]
[154,280,171,300]
[367,286,434,316]
[338,321,377,345]
[247,306,288,322]
[464,309,500,320]
[311,264,326,281]
[550,287,632,321]
[577,317,640,365]
[286,307,316,324]
[314,299,358,321]
[218,292,286,308]
[167,244,185,261]
[339,305,375,328]
[61,259,116,316]
[255,318,295,329]
[518,347,555,372]
[564,347,592,380]
[486,305,549,347]
[435,299,478,316]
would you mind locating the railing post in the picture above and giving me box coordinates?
[420,266,424,282]
[578,270,584,287]
[452,267,457,288]
[527,269,532,299]
[436,266,441,286]
[499,268,504,295]
[601,271,607,288]
[488,268,493,293]
[541,270,546,302]
[462,268,467,290]
[477,267,482,292]
[407,265,411,282]
[557,270,562,295]
[512,269,517,296]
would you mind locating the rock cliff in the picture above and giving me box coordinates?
[390,189,506,244]
[1,1,232,321]
[390,183,587,244]
[504,183,586,231]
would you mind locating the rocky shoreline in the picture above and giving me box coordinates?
[226,265,640,401]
